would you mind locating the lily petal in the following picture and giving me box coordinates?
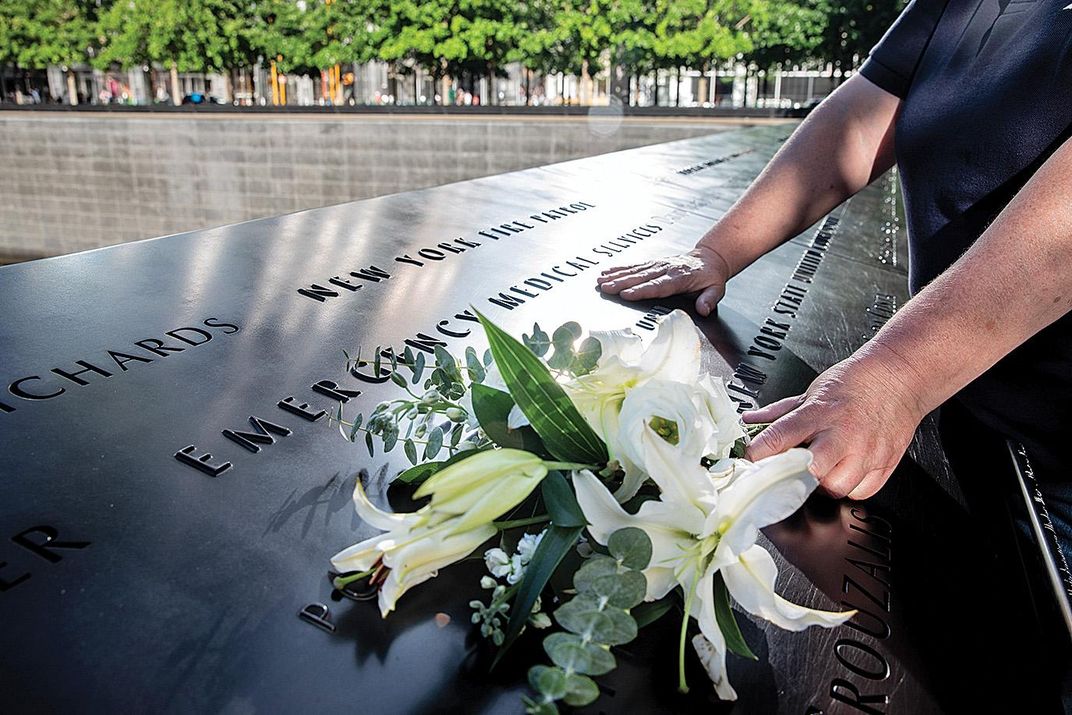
[379,524,496,616]
[352,479,421,531]
[330,532,391,573]
[708,449,817,570]
[723,545,856,631]
[691,570,738,700]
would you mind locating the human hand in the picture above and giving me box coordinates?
[596,245,732,317]
[742,351,928,499]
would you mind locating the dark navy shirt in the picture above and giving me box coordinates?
[860,0,1072,479]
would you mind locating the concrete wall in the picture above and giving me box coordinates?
[0,112,762,262]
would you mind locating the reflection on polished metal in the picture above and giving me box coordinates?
[0,125,1066,712]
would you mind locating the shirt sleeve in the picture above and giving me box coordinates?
[859,0,949,98]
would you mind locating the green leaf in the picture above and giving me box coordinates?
[543,632,616,676]
[349,413,364,442]
[483,348,494,367]
[413,351,426,383]
[495,525,583,667]
[528,665,568,700]
[390,371,407,388]
[541,471,586,528]
[364,431,375,457]
[586,571,646,610]
[608,527,653,571]
[383,424,399,453]
[475,309,607,464]
[465,346,486,383]
[713,572,758,661]
[404,438,418,465]
[424,426,444,460]
[562,673,599,707]
[632,598,674,628]
[546,322,581,371]
[570,336,602,376]
[470,383,546,454]
[573,555,618,593]
[554,596,637,646]
[396,461,442,486]
[523,323,551,357]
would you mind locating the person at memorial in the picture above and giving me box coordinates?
[597,0,1072,550]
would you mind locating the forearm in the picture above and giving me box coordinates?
[700,75,900,277]
[856,137,1072,415]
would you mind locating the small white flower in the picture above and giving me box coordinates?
[516,531,544,563]
[484,548,511,578]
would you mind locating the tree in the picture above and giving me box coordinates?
[95,0,250,103]
[0,0,104,103]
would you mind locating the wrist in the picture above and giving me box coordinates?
[691,241,734,284]
[847,340,936,421]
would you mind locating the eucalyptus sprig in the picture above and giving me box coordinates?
[523,527,653,715]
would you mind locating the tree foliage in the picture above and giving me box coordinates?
[0,0,906,79]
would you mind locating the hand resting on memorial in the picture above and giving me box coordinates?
[595,245,732,316]
[741,346,927,500]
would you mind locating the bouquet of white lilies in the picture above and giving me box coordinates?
[330,309,853,712]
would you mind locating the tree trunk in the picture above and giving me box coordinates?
[653,70,659,106]
[675,67,680,107]
[170,63,181,105]
[414,70,419,105]
[524,68,530,106]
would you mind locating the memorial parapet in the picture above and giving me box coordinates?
[0,125,1067,712]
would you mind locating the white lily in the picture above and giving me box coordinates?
[574,448,854,700]
[563,309,702,500]
[332,449,548,616]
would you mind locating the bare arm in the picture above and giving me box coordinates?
[598,74,901,315]
[747,133,1072,498]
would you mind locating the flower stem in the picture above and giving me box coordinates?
[333,568,375,589]
[493,515,550,530]
[678,580,699,694]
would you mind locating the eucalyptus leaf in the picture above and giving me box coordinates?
[586,571,646,610]
[414,351,426,383]
[475,309,607,464]
[573,555,619,593]
[390,371,407,388]
[543,633,616,676]
[523,323,551,357]
[608,527,653,571]
[541,471,586,528]
[349,413,364,442]
[495,525,583,666]
[570,336,602,376]
[364,431,374,457]
[404,439,417,465]
[465,346,486,383]
[424,426,444,460]
[528,665,568,700]
[554,596,637,646]
[714,571,758,660]
[562,673,599,707]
